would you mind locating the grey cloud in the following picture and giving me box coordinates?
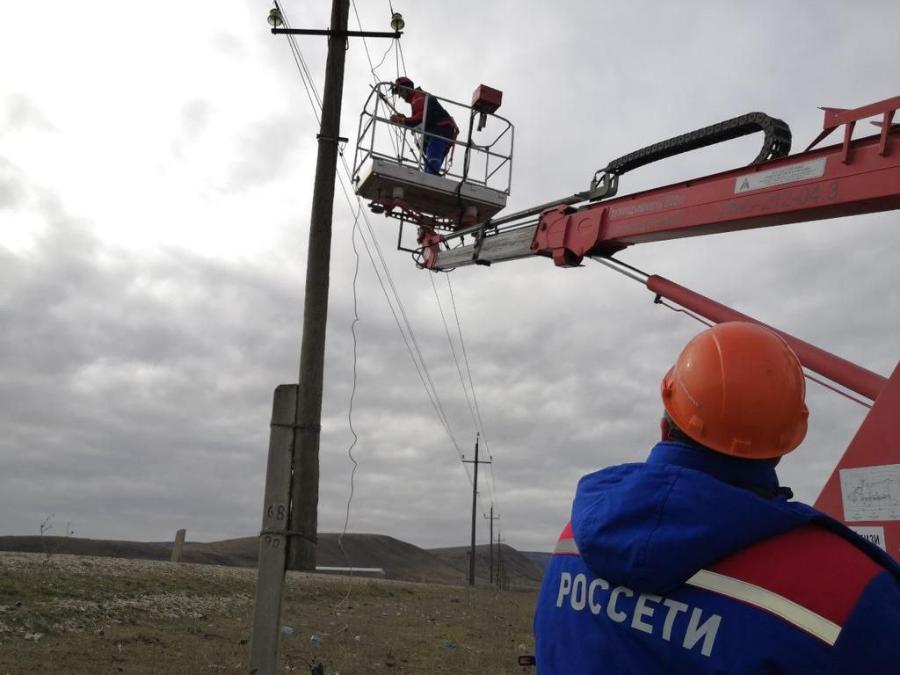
[0,157,26,209]
[3,0,898,556]
[211,32,245,57]
[3,94,55,134]
[223,115,305,190]
[180,99,213,139]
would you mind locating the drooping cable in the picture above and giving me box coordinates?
[656,285,872,409]
[447,275,499,512]
[349,0,404,155]
[275,1,479,485]
[396,32,407,73]
[339,205,362,548]
[334,202,363,613]
[593,256,874,410]
[275,1,322,124]
[429,273,489,510]
[654,297,714,328]
[348,2,493,499]
[335,169,471,472]
[430,273,480,434]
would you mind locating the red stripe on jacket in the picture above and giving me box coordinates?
[707,524,883,625]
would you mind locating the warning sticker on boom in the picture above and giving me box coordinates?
[734,157,827,193]
[840,464,900,522]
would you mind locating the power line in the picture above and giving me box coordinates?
[447,274,499,512]
[429,275,495,515]
[275,0,490,497]
[430,273,480,434]
[345,2,497,510]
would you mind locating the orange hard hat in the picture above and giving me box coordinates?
[661,322,809,459]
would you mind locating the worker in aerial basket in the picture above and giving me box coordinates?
[389,76,459,176]
[533,321,900,674]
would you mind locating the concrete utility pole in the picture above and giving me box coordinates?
[287,0,350,572]
[484,506,499,584]
[463,434,491,586]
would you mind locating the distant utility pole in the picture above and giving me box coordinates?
[462,434,491,586]
[496,528,503,591]
[484,506,499,584]
[248,3,402,674]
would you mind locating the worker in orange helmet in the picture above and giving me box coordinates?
[389,76,459,175]
[534,321,900,674]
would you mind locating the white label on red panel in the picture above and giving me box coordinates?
[734,157,827,193]
[840,464,900,522]
[849,526,887,551]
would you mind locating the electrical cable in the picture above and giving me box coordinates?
[276,0,485,498]
[336,169,471,470]
[655,293,872,409]
[334,202,363,613]
[370,39,396,72]
[593,256,875,411]
[443,275,497,514]
[447,275,499,512]
[430,273,492,514]
[350,0,404,155]
[396,33,407,74]
[430,273,480,434]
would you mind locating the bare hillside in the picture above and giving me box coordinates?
[429,544,544,589]
[0,535,544,587]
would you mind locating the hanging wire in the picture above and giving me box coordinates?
[334,202,364,613]
[274,1,488,501]
[277,6,457,445]
[339,206,363,551]
[655,289,872,408]
[275,2,322,123]
[350,0,404,155]
[593,256,875,412]
[430,273,480,434]
[654,297,714,328]
[429,273,493,514]
[370,39,396,72]
[803,374,873,408]
[396,33,407,73]
[447,275,499,511]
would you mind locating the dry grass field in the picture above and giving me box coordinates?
[0,552,538,674]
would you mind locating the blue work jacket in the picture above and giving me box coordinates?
[533,441,900,674]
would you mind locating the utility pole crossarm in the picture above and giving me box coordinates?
[271,28,401,38]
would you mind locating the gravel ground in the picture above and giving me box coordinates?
[0,551,538,674]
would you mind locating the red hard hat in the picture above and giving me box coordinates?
[661,322,809,459]
[393,76,414,91]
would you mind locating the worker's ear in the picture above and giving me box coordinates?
[660,416,672,441]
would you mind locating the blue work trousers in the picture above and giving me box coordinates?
[424,136,451,175]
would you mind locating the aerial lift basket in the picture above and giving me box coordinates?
[351,83,514,235]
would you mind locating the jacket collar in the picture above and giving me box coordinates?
[647,440,782,497]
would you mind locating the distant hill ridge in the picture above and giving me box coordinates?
[0,534,545,588]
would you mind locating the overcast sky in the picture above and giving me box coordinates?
[1,1,897,553]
